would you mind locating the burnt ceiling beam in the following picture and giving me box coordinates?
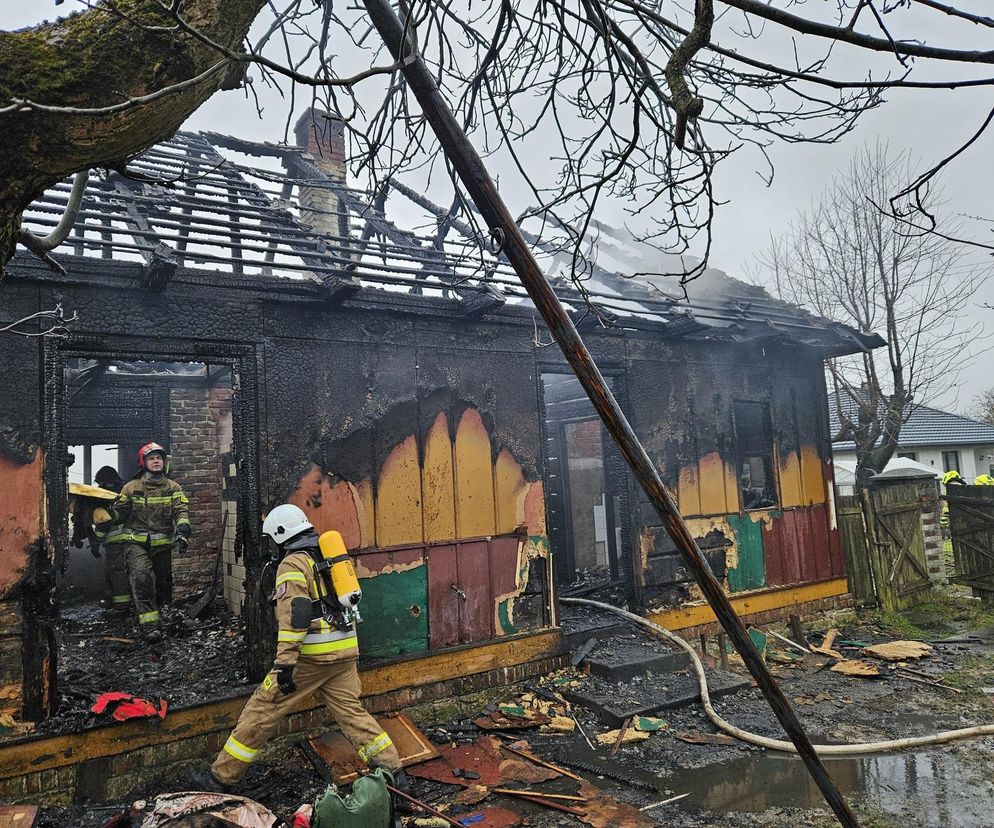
[108,175,178,291]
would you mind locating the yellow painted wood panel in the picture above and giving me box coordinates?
[376,435,424,546]
[678,464,702,517]
[454,408,497,538]
[778,448,804,508]
[698,452,729,515]
[800,445,827,505]
[422,412,456,542]
[494,448,529,533]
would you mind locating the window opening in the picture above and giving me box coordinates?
[942,450,961,473]
[734,401,779,510]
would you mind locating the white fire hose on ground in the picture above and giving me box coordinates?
[561,597,994,755]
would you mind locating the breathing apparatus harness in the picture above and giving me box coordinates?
[263,529,363,632]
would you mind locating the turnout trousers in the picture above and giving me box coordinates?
[120,542,161,632]
[103,543,132,615]
[211,657,401,786]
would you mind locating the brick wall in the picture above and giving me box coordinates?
[169,385,232,600]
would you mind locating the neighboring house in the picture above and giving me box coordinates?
[832,402,994,484]
[0,110,881,727]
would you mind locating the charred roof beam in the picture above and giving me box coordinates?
[108,175,179,291]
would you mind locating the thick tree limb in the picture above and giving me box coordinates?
[0,0,269,264]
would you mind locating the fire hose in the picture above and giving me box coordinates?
[561,597,994,755]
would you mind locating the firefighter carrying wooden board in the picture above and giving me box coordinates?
[101,442,191,643]
[192,504,407,792]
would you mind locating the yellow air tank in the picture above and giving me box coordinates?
[318,530,362,610]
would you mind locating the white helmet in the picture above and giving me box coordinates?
[262,504,313,545]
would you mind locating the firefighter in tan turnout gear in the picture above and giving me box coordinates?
[199,504,405,791]
[107,442,191,642]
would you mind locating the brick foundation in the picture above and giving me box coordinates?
[0,652,567,805]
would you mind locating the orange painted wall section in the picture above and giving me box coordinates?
[0,452,43,597]
[289,406,543,549]
[454,409,497,538]
[422,413,456,542]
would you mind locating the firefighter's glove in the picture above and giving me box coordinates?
[274,663,297,695]
[174,535,189,555]
[90,544,102,559]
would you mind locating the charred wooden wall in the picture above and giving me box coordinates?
[0,254,846,719]
[620,337,844,607]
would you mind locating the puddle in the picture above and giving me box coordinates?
[666,750,994,827]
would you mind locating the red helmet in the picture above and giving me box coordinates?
[138,442,167,470]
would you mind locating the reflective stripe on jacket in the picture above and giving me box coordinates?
[112,474,190,547]
[274,550,358,667]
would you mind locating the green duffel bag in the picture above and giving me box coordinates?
[313,767,395,828]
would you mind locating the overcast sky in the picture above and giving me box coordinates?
[5,3,993,413]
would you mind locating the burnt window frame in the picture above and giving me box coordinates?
[732,400,779,511]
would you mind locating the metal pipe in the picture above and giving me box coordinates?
[360,1,860,825]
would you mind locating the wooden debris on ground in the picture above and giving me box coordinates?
[308,713,438,784]
[453,785,491,806]
[595,726,650,747]
[498,757,559,784]
[811,628,843,659]
[830,659,881,678]
[407,736,505,787]
[863,640,933,661]
[450,807,521,828]
[673,729,735,746]
[576,780,657,828]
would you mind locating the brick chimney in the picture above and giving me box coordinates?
[293,108,350,243]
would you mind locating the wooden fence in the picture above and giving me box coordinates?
[838,479,931,612]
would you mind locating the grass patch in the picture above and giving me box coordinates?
[940,652,994,691]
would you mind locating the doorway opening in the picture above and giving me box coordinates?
[53,357,252,722]
[541,373,630,600]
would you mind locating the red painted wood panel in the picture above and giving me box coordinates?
[763,506,842,587]
[763,517,786,587]
[456,541,492,644]
[797,509,819,582]
[489,536,520,597]
[828,523,846,578]
[427,544,460,649]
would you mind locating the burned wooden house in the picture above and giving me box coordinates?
[0,112,880,793]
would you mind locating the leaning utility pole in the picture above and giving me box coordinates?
[361,1,860,825]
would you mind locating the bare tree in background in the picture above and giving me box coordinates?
[3,1,994,282]
[758,144,990,484]
[971,388,994,426]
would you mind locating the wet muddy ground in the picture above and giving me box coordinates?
[33,589,994,826]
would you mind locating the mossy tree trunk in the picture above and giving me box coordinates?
[0,0,269,264]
